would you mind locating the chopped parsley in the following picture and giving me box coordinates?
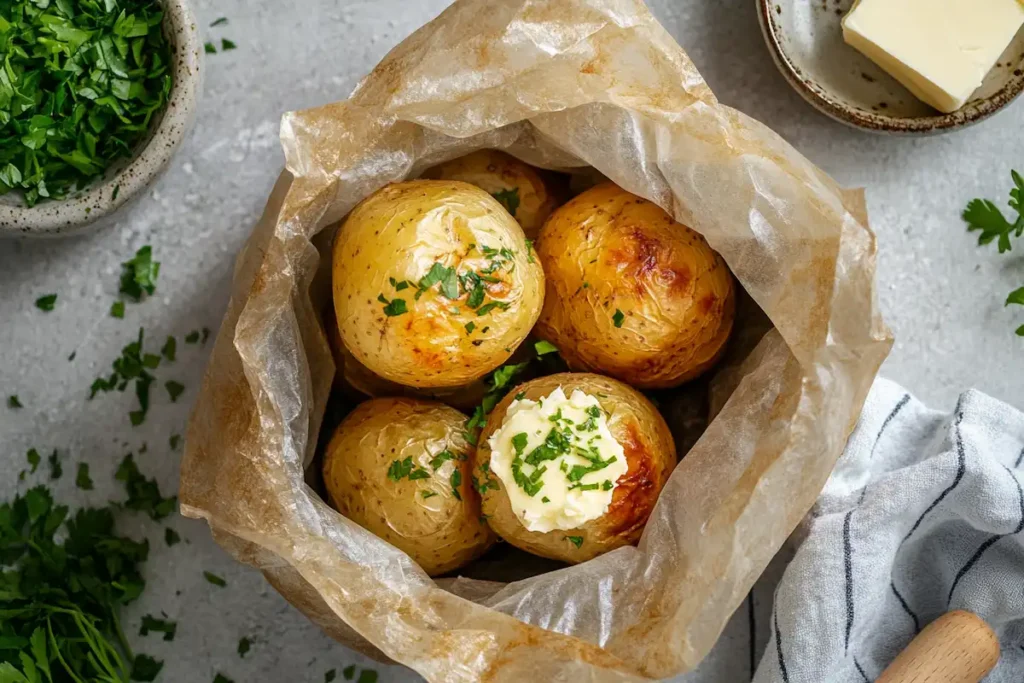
[169,434,181,450]
[612,309,625,328]
[221,38,237,50]
[26,447,41,473]
[110,300,126,318]
[35,293,57,311]
[377,293,408,317]
[465,321,476,335]
[140,614,177,641]
[119,246,160,301]
[541,496,550,503]
[450,469,463,500]
[213,674,235,683]
[238,636,251,657]
[48,449,63,480]
[534,340,559,356]
[204,41,217,54]
[74,462,94,490]
[116,453,177,520]
[0,0,172,206]
[211,17,229,27]
[387,456,430,482]
[164,527,181,547]
[491,187,520,217]
[131,654,164,681]
[165,380,185,402]
[430,450,455,470]
[89,327,158,426]
[185,330,201,344]
[203,571,227,588]
[566,535,584,548]
[7,394,22,409]
[421,490,438,499]
[162,335,177,361]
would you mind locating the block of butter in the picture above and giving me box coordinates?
[842,0,1024,113]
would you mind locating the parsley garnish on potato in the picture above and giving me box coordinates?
[0,0,173,206]
[491,187,520,217]
[964,170,1024,335]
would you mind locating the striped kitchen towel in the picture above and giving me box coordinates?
[678,378,1024,683]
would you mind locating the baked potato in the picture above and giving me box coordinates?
[332,180,545,389]
[534,182,735,389]
[473,373,676,564]
[422,150,558,239]
[323,398,495,576]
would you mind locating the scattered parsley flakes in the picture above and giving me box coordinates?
[429,450,455,470]
[76,462,95,490]
[48,449,63,480]
[140,615,177,641]
[357,671,379,683]
[325,669,337,683]
[237,636,251,657]
[165,380,185,402]
[35,294,57,311]
[343,666,357,681]
[221,38,237,50]
[465,321,476,335]
[492,187,520,217]
[202,327,211,344]
[213,674,235,683]
[169,434,181,450]
[534,340,559,356]
[387,457,430,482]
[111,300,126,318]
[210,17,229,26]
[612,309,625,328]
[542,496,550,503]
[26,448,41,474]
[204,41,217,54]
[421,490,438,499]
[377,293,408,317]
[566,535,584,549]
[120,246,160,301]
[185,330,201,344]
[203,571,227,587]
[162,335,177,361]
[165,527,181,547]
[116,453,177,520]
[131,654,165,682]
[112,184,121,201]
[450,469,463,500]
[7,395,22,409]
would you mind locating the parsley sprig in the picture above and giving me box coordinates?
[0,0,173,206]
[964,170,1024,336]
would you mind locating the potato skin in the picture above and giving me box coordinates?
[423,150,558,239]
[535,183,735,389]
[333,180,544,389]
[473,373,676,564]
[323,398,495,576]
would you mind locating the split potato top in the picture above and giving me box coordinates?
[332,180,545,389]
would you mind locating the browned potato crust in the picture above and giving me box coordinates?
[535,182,735,389]
[473,373,676,563]
[332,180,545,389]
[422,150,558,239]
[323,398,495,576]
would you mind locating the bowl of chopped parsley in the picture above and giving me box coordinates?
[0,0,201,237]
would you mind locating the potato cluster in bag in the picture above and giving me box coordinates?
[180,0,891,680]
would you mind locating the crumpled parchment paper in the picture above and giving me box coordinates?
[179,0,893,680]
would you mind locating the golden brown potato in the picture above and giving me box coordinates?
[473,373,676,564]
[535,182,735,389]
[332,180,545,389]
[323,398,495,576]
[422,150,558,239]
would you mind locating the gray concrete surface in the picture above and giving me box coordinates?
[1,1,1021,681]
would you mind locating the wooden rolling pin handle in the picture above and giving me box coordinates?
[876,611,1000,683]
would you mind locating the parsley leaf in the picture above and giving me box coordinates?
[221,38,237,50]
[116,453,177,520]
[185,330,201,344]
[492,188,520,217]
[377,294,408,317]
[76,462,94,490]
[165,380,185,402]
[161,335,177,361]
[213,674,235,683]
[565,535,584,548]
[237,637,251,657]
[450,469,463,500]
[210,17,228,26]
[131,653,164,681]
[48,450,63,480]
[612,309,625,327]
[534,340,558,356]
[165,527,181,546]
[169,434,181,450]
[140,615,177,641]
[7,395,23,409]
[111,300,126,318]
[119,246,160,300]
[34,294,57,311]
[203,571,227,587]
[205,41,217,54]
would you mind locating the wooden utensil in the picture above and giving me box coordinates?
[877,611,999,683]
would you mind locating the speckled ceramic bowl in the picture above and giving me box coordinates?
[758,0,1024,134]
[0,0,202,238]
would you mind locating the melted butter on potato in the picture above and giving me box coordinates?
[332,180,544,389]
[487,387,627,533]
[422,150,558,239]
[535,182,735,389]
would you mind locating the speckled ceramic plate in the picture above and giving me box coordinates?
[0,0,202,238]
[758,0,1024,134]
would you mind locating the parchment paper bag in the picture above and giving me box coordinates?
[180,0,892,679]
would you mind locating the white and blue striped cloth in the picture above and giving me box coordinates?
[680,378,1024,683]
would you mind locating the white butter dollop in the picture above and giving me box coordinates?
[842,0,1024,113]
[487,387,627,533]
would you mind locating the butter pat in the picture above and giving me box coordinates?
[487,388,627,533]
[842,0,1024,113]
